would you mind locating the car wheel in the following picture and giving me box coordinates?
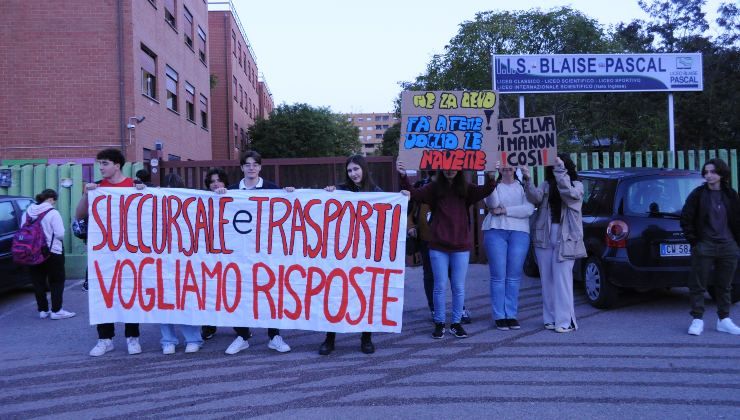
[707,285,740,304]
[582,256,618,308]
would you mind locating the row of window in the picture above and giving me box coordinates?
[141,43,209,129]
[348,115,395,122]
[358,135,383,140]
[357,125,390,130]
[232,30,257,90]
[233,77,258,119]
[150,0,207,65]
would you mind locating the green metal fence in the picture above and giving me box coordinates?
[0,162,144,278]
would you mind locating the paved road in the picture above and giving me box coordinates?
[1,264,739,419]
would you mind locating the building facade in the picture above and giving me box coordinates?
[347,113,399,155]
[0,0,212,163]
[207,1,272,161]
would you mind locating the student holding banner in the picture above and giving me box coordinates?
[76,148,146,357]
[320,155,383,355]
[482,164,534,330]
[522,155,585,333]
[200,168,229,341]
[397,161,496,339]
[223,150,292,355]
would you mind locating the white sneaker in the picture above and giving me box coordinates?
[688,319,704,336]
[89,339,114,357]
[127,337,142,355]
[185,343,201,353]
[162,344,176,355]
[39,311,50,319]
[717,318,740,335]
[225,336,249,355]
[50,309,76,320]
[268,335,291,353]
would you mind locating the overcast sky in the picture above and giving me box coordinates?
[229,0,724,114]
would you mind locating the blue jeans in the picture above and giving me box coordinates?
[160,324,203,347]
[429,249,470,324]
[483,229,530,320]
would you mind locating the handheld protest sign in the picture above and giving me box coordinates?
[497,115,557,167]
[399,90,499,171]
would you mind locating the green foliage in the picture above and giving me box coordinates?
[380,122,401,156]
[400,3,739,152]
[248,104,361,158]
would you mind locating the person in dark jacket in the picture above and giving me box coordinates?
[398,160,496,339]
[223,150,293,354]
[680,158,740,336]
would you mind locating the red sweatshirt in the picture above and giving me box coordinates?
[401,175,495,252]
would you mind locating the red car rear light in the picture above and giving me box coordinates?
[606,220,629,248]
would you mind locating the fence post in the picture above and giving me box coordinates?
[636,151,643,167]
[602,152,610,168]
[624,151,632,167]
[657,151,665,168]
[667,150,675,168]
[591,152,599,169]
[698,150,706,170]
[33,164,46,194]
[580,153,588,171]
[58,164,72,253]
[731,149,738,191]
[677,151,685,169]
[646,151,653,167]
[613,152,621,168]
[709,149,717,159]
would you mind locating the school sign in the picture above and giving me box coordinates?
[493,53,703,93]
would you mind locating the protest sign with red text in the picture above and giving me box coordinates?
[87,188,407,333]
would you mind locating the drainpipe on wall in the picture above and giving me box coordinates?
[117,0,127,156]
[224,13,231,160]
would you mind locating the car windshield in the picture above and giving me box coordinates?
[625,176,703,216]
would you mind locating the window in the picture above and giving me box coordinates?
[366,135,372,140]
[143,148,153,162]
[382,115,389,121]
[185,82,195,121]
[239,85,243,108]
[347,117,353,122]
[624,177,701,216]
[358,136,363,140]
[200,94,208,129]
[234,123,238,145]
[382,125,389,129]
[375,125,382,130]
[0,202,18,235]
[232,31,237,56]
[165,65,178,112]
[233,77,237,100]
[140,44,157,99]
[183,6,193,49]
[375,116,382,121]
[165,0,176,29]
[248,98,252,117]
[375,134,383,139]
[197,26,207,63]
[238,43,242,67]
[366,117,373,121]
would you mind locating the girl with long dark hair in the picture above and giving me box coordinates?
[522,154,585,333]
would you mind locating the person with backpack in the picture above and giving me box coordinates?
[18,189,75,320]
[482,164,534,331]
[397,161,496,339]
[75,148,146,357]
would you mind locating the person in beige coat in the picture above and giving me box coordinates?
[522,155,586,333]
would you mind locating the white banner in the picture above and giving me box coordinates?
[87,188,408,333]
[494,53,703,93]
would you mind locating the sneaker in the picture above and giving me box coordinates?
[495,319,510,331]
[688,319,704,336]
[461,309,472,324]
[185,343,201,353]
[127,337,142,355]
[89,339,114,357]
[717,318,740,335]
[432,323,445,339]
[162,344,176,355]
[544,323,555,330]
[318,340,335,355]
[554,326,576,333]
[268,335,291,353]
[450,323,468,338]
[225,336,249,355]
[506,319,521,330]
[201,326,217,340]
[50,309,76,320]
[360,339,375,354]
[39,311,50,319]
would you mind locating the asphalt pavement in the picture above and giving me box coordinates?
[1,264,739,419]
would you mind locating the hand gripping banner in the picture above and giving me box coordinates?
[87,188,408,333]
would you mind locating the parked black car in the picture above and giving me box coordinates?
[0,195,34,293]
[524,168,740,308]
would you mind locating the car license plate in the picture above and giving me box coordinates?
[660,243,691,257]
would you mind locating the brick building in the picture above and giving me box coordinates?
[0,0,212,163]
[348,113,399,155]
[207,1,273,161]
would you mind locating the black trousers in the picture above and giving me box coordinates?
[689,239,739,320]
[97,323,140,339]
[234,327,279,340]
[30,253,66,313]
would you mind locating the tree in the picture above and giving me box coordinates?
[638,0,708,51]
[248,104,361,158]
[380,122,401,156]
